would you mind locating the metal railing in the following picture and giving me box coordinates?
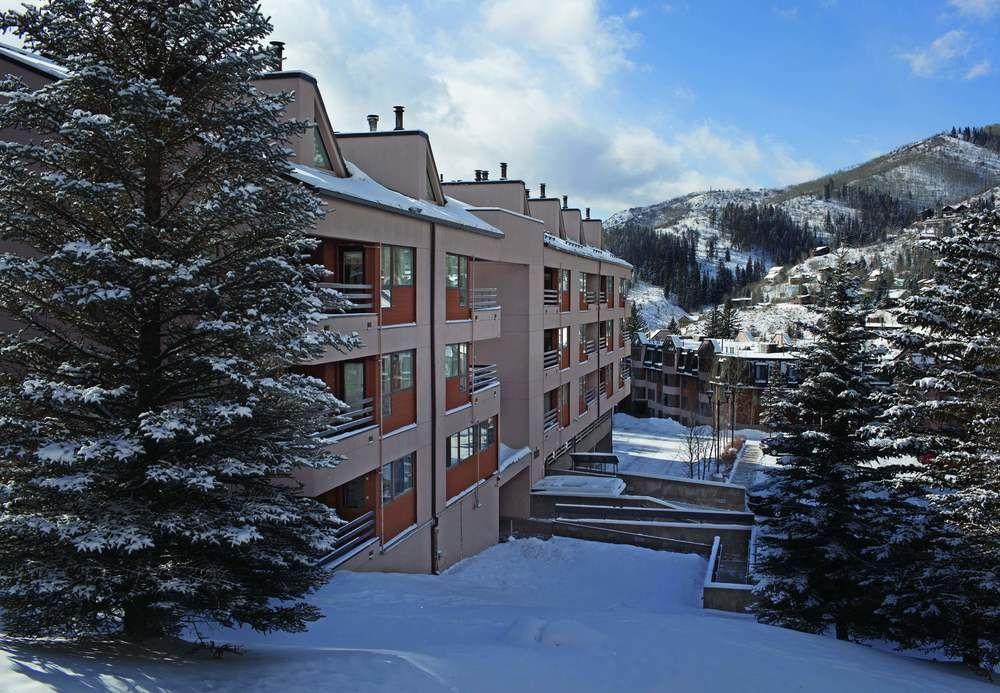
[585,387,597,407]
[543,348,560,370]
[470,363,499,392]
[584,290,597,305]
[543,408,559,432]
[582,338,597,355]
[324,398,376,438]
[543,288,560,306]
[472,287,500,311]
[317,511,376,567]
[598,291,607,303]
[319,282,374,314]
[598,381,608,398]
[598,336,608,350]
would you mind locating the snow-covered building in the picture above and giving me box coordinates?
[0,42,631,575]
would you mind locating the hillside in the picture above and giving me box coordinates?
[0,537,990,692]
[607,127,1000,312]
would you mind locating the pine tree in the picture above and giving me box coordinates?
[0,0,358,638]
[625,302,648,341]
[704,307,722,337]
[718,299,740,339]
[753,258,890,641]
[870,209,1000,671]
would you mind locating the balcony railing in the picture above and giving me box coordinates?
[470,363,499,392]
[584,290,597,305]
[543,408,559,432]
[543,288,560,306]
[472,287,500,311]
[598,381,608,398]
[598,291,607,304]
[583,338,597,355]
[598,336,608,350]
[319,282,374,314]
[543,348,560,370]
[317,511,376,567]
[323,397,376,438]
[585,387,598,407]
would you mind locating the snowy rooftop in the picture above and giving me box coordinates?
[543,233,633,270]
[0,41,69,79]
[532,475,626,496]
[290,162,504,237]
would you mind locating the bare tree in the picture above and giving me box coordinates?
[683,424,713,479]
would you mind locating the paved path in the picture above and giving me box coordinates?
[727,441,766,492]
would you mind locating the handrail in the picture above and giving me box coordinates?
[543,348,560,370]
[598,381,608,397]
[317,510,377,567]
[584,290,597,304]
[598,336,608,350]
[318,282,374,314]
[583,338,597,354]
[585,387,598,406]
[322,397,376,437]
[543,408,559,431]
[472,287,500,311]
[543,288,560,306]
[470,363,499,392]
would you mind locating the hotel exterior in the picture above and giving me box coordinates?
[0,44,632,574]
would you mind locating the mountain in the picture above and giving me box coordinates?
[606,127,1000,311]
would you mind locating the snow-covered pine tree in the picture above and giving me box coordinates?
[625,302,648,341]
[704,306,722,337]
[0,0,358,639]
[753,257,890,641]
[869,209,1000,671]
[719,299,740,339]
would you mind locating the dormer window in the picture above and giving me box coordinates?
[313,107,332,169]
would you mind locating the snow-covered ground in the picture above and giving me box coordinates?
[613,413,767,479]
[0,536,989,692]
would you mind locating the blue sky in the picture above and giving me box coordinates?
[3,0,997,217]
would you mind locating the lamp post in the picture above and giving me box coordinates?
[724,383,734,449]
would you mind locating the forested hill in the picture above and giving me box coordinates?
[605,126,1000,311]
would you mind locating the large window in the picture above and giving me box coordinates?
[444,343,469,380]
[381,453,415,502]
[447,418,496,468]
[381,245,414,308]
[559,269,570,292]
[381,350,415,417]
[446,253,469,307]
[579,272,588,292]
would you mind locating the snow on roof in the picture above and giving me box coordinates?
[0,41,69,79]
[543,233,632,270]
[289,162,503,238]
[499,443,532,473]
[532,475,626,496]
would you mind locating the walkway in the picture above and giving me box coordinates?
[727,440,767,492]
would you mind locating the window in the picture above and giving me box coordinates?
[444,343,468,380]
[446,254,469,307]
[382,453,415,502]
[313,109,333,169]
[342,477,364,508]
[341,249,364,285]
[447,418,496,468]
[559,327,569,351]
[559,269,570,292]
[381,245,414,308]
[579,272,588,292]
[342,361,365,403]
[381,350,415,417]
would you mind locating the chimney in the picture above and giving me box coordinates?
[439,173,444,182]
[562,195,568,209]
[482,170,489,181]
[366,114,379,132]
[393,105,405,131]
[269,41,285,72]
[540,183,547,198]
[586,207,591,219]
[500,162,508,179]
[474,170,482,182]
[525,188,531,198]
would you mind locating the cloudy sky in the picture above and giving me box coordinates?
[3,0,999,217]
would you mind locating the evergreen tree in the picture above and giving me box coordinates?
[753,258,889,641]
[718,299,740,339]
[870,209,1000,671]
[0,0,358,638]
[704,307,722,337]
[625,302,648,341]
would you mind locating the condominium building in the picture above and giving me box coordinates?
[630,333,797,429]
[0,43,632,574]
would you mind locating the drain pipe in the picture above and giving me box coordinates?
[430,222,442,574]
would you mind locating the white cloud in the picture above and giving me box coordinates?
[772,6,800,20]
[900,30,970,77]
[251,0,819,216]
[965,58,991,79]
[949,0,1000,18]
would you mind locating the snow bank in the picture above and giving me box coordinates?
[531,475,625,496]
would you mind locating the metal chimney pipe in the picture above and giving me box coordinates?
[269,41,285,71]
[525,188,531,198]
[500,162,508,179]
[393,105,404,130]
[562,195,568,209]
[366,114,379,132]
[586,207,591,219]
[540,183,546,198]
[483,170,489,181]
[475,170,482,182]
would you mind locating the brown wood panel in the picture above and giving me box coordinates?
[446,287,471,321]
[383,387,416,433]
[382,489,416,541]
[382,285,416,325]
[445,375,469,410]
[446,455,480,499]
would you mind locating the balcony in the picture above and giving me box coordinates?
[319,282,375,314]
[585,386,598,407]
[316,511,376,568]
[470,363,499,393]
[323,397,377,439]
[543,288,559,307]
[543,348,560,370]
[598,381,608,398]
[472,287,500,311]
[598,336,608,351]
[543,408,559,432]
[580,338,596,362]
[598,291,607,304]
